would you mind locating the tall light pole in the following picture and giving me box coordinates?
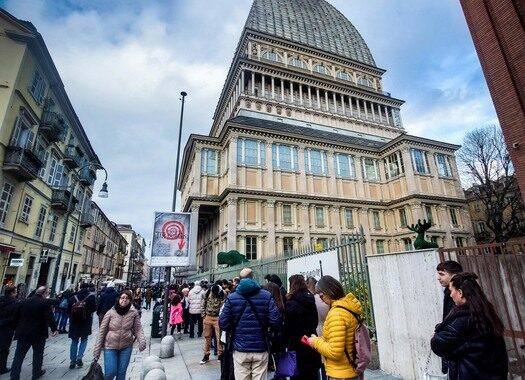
[50,163,108,294]
[162,91,187,337]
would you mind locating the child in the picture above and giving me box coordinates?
[170,294,184,338]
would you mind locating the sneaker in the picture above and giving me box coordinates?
[32,369,46,380]
[69,362,76,370]
[199,354,210,364]
[76,359,83,368]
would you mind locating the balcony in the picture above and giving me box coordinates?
[2,145,44,181]
[51,189,78,214]
[78,166,96,186]
[80,212,95,228]
[39,111,66,142]
[63,146,82,169]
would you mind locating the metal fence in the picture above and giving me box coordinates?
[188,230,375,332]
[438,240,525,378]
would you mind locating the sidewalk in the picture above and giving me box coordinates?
[0,308,400,379]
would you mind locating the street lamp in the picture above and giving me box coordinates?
[50,162,108,294]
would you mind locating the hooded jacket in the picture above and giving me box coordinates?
[93,306,145,360]
[431,305,508,380]
[219,278,281,352]
[311,292,363,379]
[188,285,205,315]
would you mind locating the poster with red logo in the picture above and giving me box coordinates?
[151,212,191,267]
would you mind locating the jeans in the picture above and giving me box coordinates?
[9,339,45,380]
[70,336,88,362]
[58,309,68,331]
[103,346,133,380]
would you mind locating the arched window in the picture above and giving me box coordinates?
[337,71,352,81]
[358,77,373,87]
[289,57,307,69]
[313,64,330,75]
[262,51,283,63]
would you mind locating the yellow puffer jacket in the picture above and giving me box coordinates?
[311,292,363,379]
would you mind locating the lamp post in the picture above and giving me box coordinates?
[50,163,108,294]
[161,90,187,337]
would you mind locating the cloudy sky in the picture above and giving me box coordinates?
[1,0,498,254]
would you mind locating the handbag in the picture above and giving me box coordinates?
[274,350,299,377]
[81,361,104,380]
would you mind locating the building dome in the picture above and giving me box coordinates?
[245,0,376,67]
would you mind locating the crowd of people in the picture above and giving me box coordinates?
[0,260,510,380]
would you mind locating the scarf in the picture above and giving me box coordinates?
[114,302,132,316]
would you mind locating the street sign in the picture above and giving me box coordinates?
[9,258,24,267]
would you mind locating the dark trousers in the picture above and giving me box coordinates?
[220,347,235,380]
[10,339,46,380]
[189,313,202,337]
[182,308,190,333]
[0,346,9,371]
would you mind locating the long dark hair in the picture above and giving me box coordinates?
[287,274,308,300]
[450,272,504,336]
[263,282,284,313]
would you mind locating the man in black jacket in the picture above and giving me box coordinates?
[96,281,118,325]
[0,285,18,374]
[10,286,58,380]
[435,260,463,374]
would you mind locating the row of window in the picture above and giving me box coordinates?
[261,51,374,87]
[203,141,454,180]
[0,182,86,244]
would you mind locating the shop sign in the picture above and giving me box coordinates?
[9,258,24,267]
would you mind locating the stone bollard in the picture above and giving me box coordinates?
[144,368,167,380]
[159,335,175,358]
[141,358,164,380]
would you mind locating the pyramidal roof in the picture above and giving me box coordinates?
[245,0,376,67]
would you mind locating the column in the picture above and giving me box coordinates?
[228,137,238,186]
[301,203,311,245]
[192,147,202,195]
[251,72,255,95]
[316,88,321,108]
[281,79,285,101]
[357,98,361,118]
[438,204,453,247]
[378,104,383,124]
[355,156,365,198]
[190,205,199,266]
[427,150,440,194]
[266,142,273,189]
[332,206,342,238]
[290,81,294,103]
[308,86,312,107]
[298,146,307,193]
[227,197,237,251]
[327,152,337,195]
[364,100,369,119]
[299,84,303,105]
[266,200,276,257]
[261,74,265,98]
[324,91,329,111]
[401,148,416,194]
[333,92,337,113]
[349,96,354,117]
[341,94,346,114]
[358,207,372,255]
[241,71,245,94]
[271,77,275,99]
[409,202,424,224]
[385,105,390,125]
[371,102,376,121]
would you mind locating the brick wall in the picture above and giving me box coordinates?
[459,0,525,196]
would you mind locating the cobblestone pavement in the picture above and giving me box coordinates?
[0,308,400,380]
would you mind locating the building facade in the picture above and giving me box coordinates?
[79,202,127,287]
[117,224,146,287]
[178,0,475,271]
[0,9,102,294]
[459,0,525,196]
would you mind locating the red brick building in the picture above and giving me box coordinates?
[459,0,525,195]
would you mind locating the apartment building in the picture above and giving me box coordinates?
[117,224,146,287]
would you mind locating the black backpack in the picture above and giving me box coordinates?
[70,295,89,321]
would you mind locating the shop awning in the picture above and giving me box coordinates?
[0,243,16,253]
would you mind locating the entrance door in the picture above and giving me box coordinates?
[37,260,51,287]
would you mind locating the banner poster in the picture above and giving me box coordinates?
[151,212,191,267]
[286,249,339,287]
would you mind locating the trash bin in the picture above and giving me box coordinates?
[151,304,163,338]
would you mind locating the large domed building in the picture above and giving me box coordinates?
[179,0,473,270]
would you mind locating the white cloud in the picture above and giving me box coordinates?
[2,0,497,250]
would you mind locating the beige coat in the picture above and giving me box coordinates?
[93,306,146,360]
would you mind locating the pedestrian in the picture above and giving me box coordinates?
[170,294,183,337]
[93,290,146,380]
[262,282,285,380]
[219,268,281,380]
[133,287,142,310]
[145,287,153,310]
[307,275,364,380]
[67,282,97,369]
[306,276,329,380]
[97,281,118,325]
[9,286,59,380]
[200,283,225,364]
[181,287,190,334]
[284,274,321,380]
[431,272,508,379]
[268,274,287,301]
[435,260,463,374]
[187,280,205,338]
[57,288,73,333]
[0,285,18,375]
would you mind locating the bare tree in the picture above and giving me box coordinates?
[458,126,524,242]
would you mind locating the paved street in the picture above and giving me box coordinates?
[0,308,399,380]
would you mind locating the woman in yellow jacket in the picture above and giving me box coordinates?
[307,275,363,380]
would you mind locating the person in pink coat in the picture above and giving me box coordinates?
[170,295,184,337]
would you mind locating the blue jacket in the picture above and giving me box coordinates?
[97,287,118,315]
[219,278,281,352]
